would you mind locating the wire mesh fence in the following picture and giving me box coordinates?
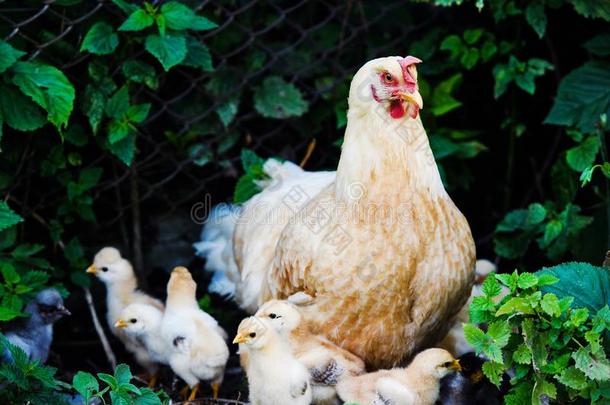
[0,0,439,275]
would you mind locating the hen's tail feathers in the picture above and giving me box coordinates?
[194,159,306,298]
[194,204,241,298]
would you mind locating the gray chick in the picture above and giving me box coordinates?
[3,288,70,363]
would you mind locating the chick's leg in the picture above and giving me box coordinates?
[147,373,158,388]
[178,384,190,399]
[187,384,199,401]
[211,381,220,399]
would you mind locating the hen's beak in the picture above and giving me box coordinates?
[114,319,128,329]
[400,91,423,111]
[449,359,462,372]
[86,264,98,274]
[232,333,247,344]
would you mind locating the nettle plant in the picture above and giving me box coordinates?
[465,263,610,404]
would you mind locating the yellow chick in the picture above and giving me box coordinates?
[255,299,365,405]
[87,247,164,377]
[336,348,461,405]
[233,316,312,405]
[115,303,169,366]
[160,266,229,400]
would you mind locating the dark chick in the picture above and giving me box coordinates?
[3,288,70,363]
[438,352,509,405]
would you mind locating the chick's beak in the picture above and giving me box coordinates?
[86,264,98,274]
[114,319,128,329]
[450,359,462,372]
[58,306,71,316]
[232,334,247,344]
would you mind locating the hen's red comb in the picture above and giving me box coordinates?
[398,56,422,93]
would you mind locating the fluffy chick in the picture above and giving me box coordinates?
[337,348,461,405]
[160,266,229,400]
[255,299,365,405]
[438,352,509,405]
[115,303,168,366]
[87,247,164,375]
[233,316,312,405]
[3,288,70,363]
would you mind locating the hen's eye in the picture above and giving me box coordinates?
[130,318,137,324]
[384,73,393,83]
[101,267,109,272]
[249,332,256,338]
[269,313,277,319]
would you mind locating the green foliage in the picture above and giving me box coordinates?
[254,76,309,119]
[233,149,270,203]
[545,61,610,133]
[73,364,165,405]
[493,57,553,98]
[465,268,610,404]
[494,202,593,260]
[0,334,70,404]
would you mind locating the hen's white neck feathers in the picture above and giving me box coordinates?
[335,109,446,204]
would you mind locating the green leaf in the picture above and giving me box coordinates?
[156,14,166,36]
[119,9,154,31]
[122,60,158,90]
[481,40,497,62]
[127,103,151,124]
[0,41,25,74]
[593,306,610,333]
[161,2,218,31]
[114,363,132,385]
[11,62,75,130]
[216,99,238,128]
[73,371,98,403]
[545,61,610,133]
[0,202,23,232]
[573,347,610,381]
[540,293,561,317]
[254,76,309,119]
[233,172,262,204]
[482,361,504,387]
[80,22,118,55]
[1,263,20,284]
[133,388,162,405]
[570,0,610,21]
[107,132,136,166]
[183,38,213,71]
[540,220,563,247]
[583,33,610,56]
[568,308,590,327]
[496,271,519,291]
[440,35,464,59]
[463,28,483,45]
[537,274,559,287]
[108,120,131,144]
[460,48,480,70]
[532,378,557,405]
[487,320,511,348]
[482,274,502,297]
[111,0,139,14]
[537,262,610,313]
[0,306,23,321]
[463,323,487,352]
[556,366,588,390]
[566,135,600,172]
[145,34,187,71]
[527,203,547,224]
[518,272,539,289]
[513,343,532,364]
[525,2,547,38]
[496,296,535,316]
[430,73,463,116]
[105,86,130,119]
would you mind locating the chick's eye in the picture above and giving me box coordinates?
[249,332,256,338]
[130,318,137,324]
[101,267,109,272]
[269,313,277,319]
[443,361,453,367]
